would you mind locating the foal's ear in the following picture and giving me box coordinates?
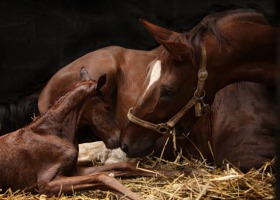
[80,66,91,81]
[96,74,107,91]
[140,19,193,63]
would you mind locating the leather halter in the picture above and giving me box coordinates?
[127,45,209,135]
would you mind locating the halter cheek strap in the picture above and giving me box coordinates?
[127,45,209,135]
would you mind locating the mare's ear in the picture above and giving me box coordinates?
[140,19,181,40]
[80,66,91,81]
[96,74,107,91]
[140,19,193,62]
[155,37,193,62]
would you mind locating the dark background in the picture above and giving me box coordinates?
[0,0,278,102]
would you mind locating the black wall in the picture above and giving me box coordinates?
[0,0,278,103]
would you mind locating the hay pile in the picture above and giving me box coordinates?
[125,157,275,199]
[0,156,275,200]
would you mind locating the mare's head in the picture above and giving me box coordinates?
[79,67,120,149]
[121,20,207,157]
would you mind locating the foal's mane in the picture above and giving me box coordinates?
[28,80,96,130]
[50,80,96,111]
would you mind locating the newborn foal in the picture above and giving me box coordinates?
[0,68,174,199]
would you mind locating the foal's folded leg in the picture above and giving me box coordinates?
[39,173,143,200]
[76,161,191,178]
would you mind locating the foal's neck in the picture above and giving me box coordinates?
[31,83,93,141]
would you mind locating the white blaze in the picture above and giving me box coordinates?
[143,60,161,96]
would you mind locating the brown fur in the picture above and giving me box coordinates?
[0,76,184,199]
[38,9,277,171]
[121,9,278,171]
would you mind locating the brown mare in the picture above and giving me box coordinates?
[1,68,185,199]
[120,9,278,171]
[38,9,277,171]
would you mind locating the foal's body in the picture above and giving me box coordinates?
[1,73,182,199]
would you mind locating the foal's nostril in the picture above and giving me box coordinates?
[105,129,121,149]
[121,143,129,154]
[106,138,119,149]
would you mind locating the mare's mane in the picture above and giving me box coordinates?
[159,9,264,67]
[189,9,262,48]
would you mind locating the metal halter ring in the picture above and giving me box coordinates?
[193,89,205,100]
[155,123,172,134]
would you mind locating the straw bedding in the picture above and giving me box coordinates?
[0,155,275,200]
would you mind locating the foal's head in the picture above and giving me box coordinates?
[121,20,205,157]
[33,67,120,149]
[77,68,120,149]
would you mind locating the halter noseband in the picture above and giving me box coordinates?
[127,45,209,135]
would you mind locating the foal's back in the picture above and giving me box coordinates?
[0,128,75,192]
[0,81,98,192]
[0,130,38,191]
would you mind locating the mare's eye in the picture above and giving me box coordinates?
[160,87,175,100]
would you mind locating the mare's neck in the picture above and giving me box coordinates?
[203,21,277,104]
